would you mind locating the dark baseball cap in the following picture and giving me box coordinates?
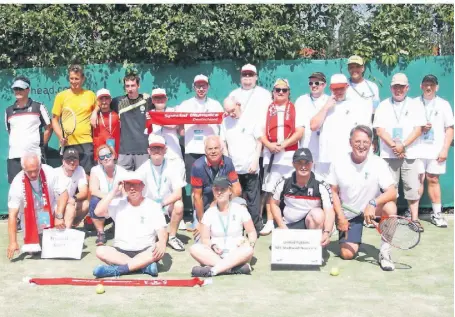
[213,176,231,188]
[63,148,79,160]
[308,72,326,83]
[293,148,313,163]
[422,74,438,85]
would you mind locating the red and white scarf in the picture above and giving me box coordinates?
[265,101,297,151]
[22,169,54,252]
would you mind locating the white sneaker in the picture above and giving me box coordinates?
[168,236,185,252]
[379,249,395,271]
[178,220,187,230]
[260,221,274,236]
[363,220,375,228]
[431,214,448,228]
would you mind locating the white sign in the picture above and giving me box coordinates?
[271,229,322,265]
[41,229,85,260]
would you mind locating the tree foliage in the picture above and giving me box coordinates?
[0,4,452,70]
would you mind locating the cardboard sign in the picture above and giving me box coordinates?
[41,229,85,260]
[271,229,322,265]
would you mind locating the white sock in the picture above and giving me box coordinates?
[267,220,273,225]
[432,203,442,215]
[380,240,391,253]
[210,268,218,276]
[169,235,175,239]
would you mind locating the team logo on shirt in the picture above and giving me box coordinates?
[307,188,313,196]
[365,172,369,180]
[346,110,350,115]
[232,214,236,221]
[435,111,438,116]
[140,105,145,112]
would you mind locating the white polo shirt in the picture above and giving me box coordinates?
[220,115,262,174]
[107,197,167,251]
[346,79,380,114]
[177,97,223,154]
[90,164,128,194]
[136,158,186,202]
[54,165,87,198]
[295,93,329,162]
[327,153,395,220]
[415,96,454,159]
[373,97,427,159]
[228,86,272,127]
[149,107,183,160]
[8,164,66,233]
[319,99,372,164]
[201,202,251,251]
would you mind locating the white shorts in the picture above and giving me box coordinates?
[418,158,446,175]
[262,164,294,192]
[314,162,331,181]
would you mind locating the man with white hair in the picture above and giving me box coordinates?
[221,97,263,233]
[7,152,68,259]
[177,75,224,184]
[373,73,426,231]
[310,73,372,179]
[136,134,187,251]
[191,135,241,240]
[93,171,167,278]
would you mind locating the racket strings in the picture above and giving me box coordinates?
[61,109,76,134]
[379,218,420,250]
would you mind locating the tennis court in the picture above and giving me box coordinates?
[0,216,452,317]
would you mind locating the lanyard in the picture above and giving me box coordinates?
[217,204,231,247]
[150,159,166,198]
[99,112,112,136]
[102,166,116,192]
[421,96,436,122]
[240,87,256,113]
[31,176,44,205]
[391,98,408,124]
[309,94,328,109]
[349,79,375,99]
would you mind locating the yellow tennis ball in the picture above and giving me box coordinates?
[96,284,105,294]
[330,267,340,276]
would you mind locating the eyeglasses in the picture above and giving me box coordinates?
[309,81,323,86]
[274,88,289,93]
[13,87,25,91]
[99,153,113,160]
[241,72,256,78]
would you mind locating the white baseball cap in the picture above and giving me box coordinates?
[273,78,290,88]
[391,73,409,86]
[151,88,167,97]
[194,74,209,84]
[11,79,30,89]
[148,134,166,148]
[241,64,257,74]
[330,74,349,89]
[122,171,146,185]
[96,88,111,99]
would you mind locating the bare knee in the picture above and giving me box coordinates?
[340,243,358,260]
[172,201,184,216]
[426,173,439,185]
[189,243,204,258]
[96,246,109,260]
[306,208,325,229]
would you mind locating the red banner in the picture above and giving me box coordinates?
[146,111,224,134]
[29,277,206,287]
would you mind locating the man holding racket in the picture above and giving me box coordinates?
[51,64,97,175]
[327,125,398,271]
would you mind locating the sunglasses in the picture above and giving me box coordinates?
[241,72,256,78]
[99,153,113,160]
[309,81,323,86]
[13,87,25,91]
[274,88,289,93]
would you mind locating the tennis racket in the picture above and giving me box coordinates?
[59,107,77,155]
[341,203,421,250]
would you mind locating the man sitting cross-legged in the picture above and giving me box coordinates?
[92,171,167,278]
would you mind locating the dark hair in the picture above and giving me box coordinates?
[68,64,85,77]
[14,75,30,86]
[124,73,140,85]
[350,125,373,140]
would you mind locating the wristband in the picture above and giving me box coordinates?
[211,244,218,252]
[323,230,331,235]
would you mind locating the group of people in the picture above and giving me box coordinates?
[4,55,453,277]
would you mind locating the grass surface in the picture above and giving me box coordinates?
[0,217,453,317]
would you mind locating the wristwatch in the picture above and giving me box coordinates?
[55,213,64,220]
[368,199,377,207]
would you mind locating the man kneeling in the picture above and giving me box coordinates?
[270,148,335,247]
[92,172,167,278]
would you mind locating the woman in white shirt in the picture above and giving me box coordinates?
[190,176,257,277]
[89,144,127,246]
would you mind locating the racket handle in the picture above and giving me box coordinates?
[60,146,64,155]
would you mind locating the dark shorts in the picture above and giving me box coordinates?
[184,153,204,184]
[114,246,151,258]
[286,214,309,230]
[65,143,94,175]
[7,158,22,184]
[89,196,105,220]
[339,215,364,244]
